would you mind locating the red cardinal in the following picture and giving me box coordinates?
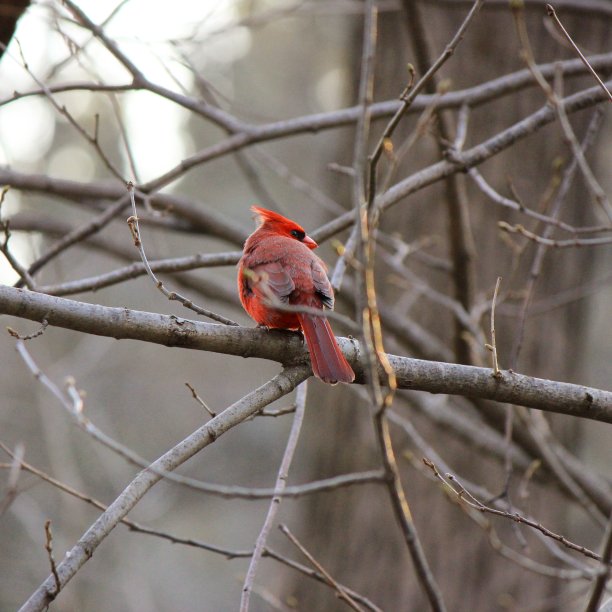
[238,206,355,384]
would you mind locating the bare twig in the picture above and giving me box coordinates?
[4,52,612,132]
[352,21,440,608]
[431,0,612,17]
[378,92,441,194]
[7,320,48,341]
[422,459,606,566]
[357,5,483,610]
[6,39,125,181]
[126,183,238,325]
[0,203,37,290]
[508,107,606,369]
[402,0,483,364]
[545,3,612,102]
[43,521,61,596]
[38,250,242,297]
[259,405,296,417]
[468,168,611,235]
[1,76,609,257]
[17,196,130,287]
[498,222,612,248]
[12,333,380,499]
[512,5,612,222]
[185,382,216,418]
[240,381,308,611]
[584,513,612,612]
[392,414,597,578]
[263,549,382,612]
[379,245,484,346]
[18,366,310,612]
[485,277,502,376]
[349,8,444,607]
[0,443,381,611]
[279,524,365,612]
[0,442,24,516]
[516,407,607,527]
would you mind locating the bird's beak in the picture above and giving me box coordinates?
[303,235,318,250]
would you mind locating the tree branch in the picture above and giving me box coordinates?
[17,366,310,612]
[314,80,612,243]
[1,285,610,422]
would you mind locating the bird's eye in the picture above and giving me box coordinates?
[290,229,305,240]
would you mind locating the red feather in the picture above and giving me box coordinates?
[238,206,355,384]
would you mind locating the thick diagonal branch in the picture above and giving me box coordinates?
[18,366,310,612]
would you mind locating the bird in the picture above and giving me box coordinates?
[238,206,355,384]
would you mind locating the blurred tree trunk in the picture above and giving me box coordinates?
[0,0,29,56]
[280,3,609,610]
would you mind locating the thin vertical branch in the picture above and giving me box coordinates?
[509,107,605,368]
[486,277,502,375]
[240,381,308,612]
[358,4,480,610]
[350,0,378,310]
[43,521,61,596]
[1,222,37,290]
[353,4,446,611]
[373,409,447,612]
[512,4,612,223]
[402,0,484,364]
[584,512,612,612]
[545,3,612,102]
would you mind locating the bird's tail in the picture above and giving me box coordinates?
[298,314,355,384]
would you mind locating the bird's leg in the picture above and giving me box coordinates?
[289,329,305,345]
[262,326,304,344]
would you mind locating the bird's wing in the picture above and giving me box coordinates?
[248,261,295,303]
[311,259,334,309]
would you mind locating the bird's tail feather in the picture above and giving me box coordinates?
[298,314,355,384]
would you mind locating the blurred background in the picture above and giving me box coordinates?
[0,1,611,610]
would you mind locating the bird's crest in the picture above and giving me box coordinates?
[250,206,317,250]
[251,206,295,228]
